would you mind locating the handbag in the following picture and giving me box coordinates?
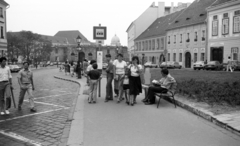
[82,85,89,95]
[126,65,132,77]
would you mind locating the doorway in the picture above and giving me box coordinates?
[78,52,85,63]
[185,52,191,68]
[211,47,223,63]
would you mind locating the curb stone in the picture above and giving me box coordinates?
[163,96,240,136]
[53,76,81,146]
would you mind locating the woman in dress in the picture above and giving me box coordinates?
[113,54,127,103]
[128,56,142,106]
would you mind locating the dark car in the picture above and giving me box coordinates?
[204,61,223,70]
[9,65,21,72]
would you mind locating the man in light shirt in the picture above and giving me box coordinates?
[0,57,13,115]
[17,62,36,112]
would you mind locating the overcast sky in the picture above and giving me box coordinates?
[6,0,194,46]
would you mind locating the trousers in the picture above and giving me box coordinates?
[0,82,11,111]
[89,80,98,102]
[106,73,113,99]
[147,86,168,103]
[18,83,35,108]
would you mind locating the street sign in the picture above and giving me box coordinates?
[93,25,107,40]
[96,40,104,45]
[97,51,103,69]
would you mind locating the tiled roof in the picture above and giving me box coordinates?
[41,35,68,45]
[134,10,184,41]
[166,0,217,30]
[54,30,91,45]
[211,0,238,7]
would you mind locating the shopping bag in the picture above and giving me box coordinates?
[83,85,89,95]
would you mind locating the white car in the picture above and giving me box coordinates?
[144,62,158,68]
[193,61,205,70]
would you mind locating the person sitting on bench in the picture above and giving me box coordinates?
[143,68,176,105]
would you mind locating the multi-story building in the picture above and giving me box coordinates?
[126,2,176,60]
[166,0,216,68]
[207,0,240,63]
[134,11,183,65]
[0,0,8,57]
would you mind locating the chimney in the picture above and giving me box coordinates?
[151,2,155,7]
[158,2,165,18]
[170,2,174,13]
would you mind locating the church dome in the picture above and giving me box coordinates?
[111,34,121,46]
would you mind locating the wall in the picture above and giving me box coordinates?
[0,2,7,56]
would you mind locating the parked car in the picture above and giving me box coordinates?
[204,61,223,70]
[169,62,182,69]
[102,63,108,69]
[193,61,205,70]
[8,65,21,72]
[159,62,168,69]
[144,62,158,68]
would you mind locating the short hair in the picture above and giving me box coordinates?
[161,68,169,75]
[0,57,7,63]
[92,63,98,69]
[84,59,88,62]
[106,54,111,58]
[117,53,123,57]
[23,62,29,65]
[132,56,139,64]
[90,60,96,65]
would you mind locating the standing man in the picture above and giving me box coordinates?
[105,54,114,102]
[17,62,36,112]
[0,57,13,115]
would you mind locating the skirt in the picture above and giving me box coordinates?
[129,76,142,95]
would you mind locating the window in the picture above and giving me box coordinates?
[212,15,218,36]
[0,27,3,39]
[179,53,182,62]
[107,49,110,54]
[149,56,151,62]
[146,41,148,50]
[201,53,205,61]
[149,40,151,50]
[194,32,198,42]
[186,33,190,42]
[0,7,2,17]
[157,39,160,50]
[233,10,240,33]
[152,40,155,50]
[55,48,58,54]
[222,13,229,35]
[202,30,205,41]
[168,53,170,61]
[142,42,144,51]
[194,53,197,62]
[174,35,176,44]
[161,38,164,50]
[168,36,170,44]
[135,43,138,51]
[139,43,141,51]
[180,34,182,43]
[231,47,239,60]
[173,53,176,61]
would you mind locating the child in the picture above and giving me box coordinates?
[123,68,130,105]
[87,63,101,104]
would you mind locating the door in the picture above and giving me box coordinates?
[211,47,223,63]
[78,52,85,63]
[185,52,191,68]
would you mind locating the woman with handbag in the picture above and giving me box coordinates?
[128,56,142,106]
[113,54,127,103]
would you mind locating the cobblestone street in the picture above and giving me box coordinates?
[0,68,79,146]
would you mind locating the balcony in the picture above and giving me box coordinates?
[186,39,190,43]
[194,38,198,42]
[202,37,205,41]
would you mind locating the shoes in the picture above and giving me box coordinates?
[144,102,154,105]
[117,100,120,103]
[126,101,129,105]
[30,108,37,112]
[5,110,10,115]
[0,112,5,115]
[131,103,134,106]
[108,98,113,101]
[142,99,148,102]
[92,101,96,104]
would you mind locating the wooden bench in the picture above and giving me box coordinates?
[142,82,177,108]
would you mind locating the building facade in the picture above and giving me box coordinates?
[207,0,240,63]
[166,0,216,68]
[0,0,8,57]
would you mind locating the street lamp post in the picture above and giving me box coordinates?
[76,35,82,79]
[142,54,145,65]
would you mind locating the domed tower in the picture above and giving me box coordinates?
[111,34,121,46]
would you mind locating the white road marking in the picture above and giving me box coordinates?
[34,93,72,100]
[0,107,69,123]
[24,100,68,108]
[0,130,42,146]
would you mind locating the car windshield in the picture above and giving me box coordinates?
[209,61,216,64]
[195,61,204,64]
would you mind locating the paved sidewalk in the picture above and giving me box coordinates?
[54,71,240,146]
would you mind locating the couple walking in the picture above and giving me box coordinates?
[105,54,142,106]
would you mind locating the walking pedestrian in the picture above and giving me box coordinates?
[87,63,101,104]
[105,54,114,102]
[113,54,127,103]
[86,60,96,85]
[128,56,142,106]
[227,56,233,72]
[83,59,89,76]
[70,61,75,77]
[123,68,130,105]
[113,58,119,98]
[0,57,13,115]
[17,62,37,112]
